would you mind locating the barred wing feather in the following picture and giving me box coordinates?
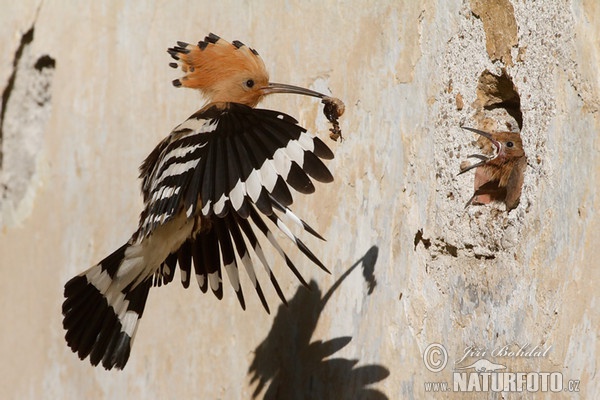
[144,102,334,310]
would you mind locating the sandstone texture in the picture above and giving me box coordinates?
[1,1,598,398]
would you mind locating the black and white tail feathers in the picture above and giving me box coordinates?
[63,245,152,370]
[63,102,335,370]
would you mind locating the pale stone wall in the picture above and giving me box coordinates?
[1,1,598,398]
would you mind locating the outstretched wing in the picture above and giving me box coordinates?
[139,102,335,310]
[137,102,333,237]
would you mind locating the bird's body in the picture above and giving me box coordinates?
[459,127,526,211]
[63,34,343,370]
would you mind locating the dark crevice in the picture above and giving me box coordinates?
[0,27,35,169]
[34,55,56,71]
[444,243,458,257]
[414,229,431,250]
[476,68,523,129]
[415,230,462,258]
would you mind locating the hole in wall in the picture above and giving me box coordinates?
[474,68,522,130]
[461,68,526,212]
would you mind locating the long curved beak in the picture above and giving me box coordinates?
[260,82,326,99]
[461,126,493,141]
[461,126,500,153]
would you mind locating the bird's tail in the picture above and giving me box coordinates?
[62,243,152,370]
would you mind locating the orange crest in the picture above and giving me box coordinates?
[168,33,269,105]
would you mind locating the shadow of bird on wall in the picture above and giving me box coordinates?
[248,246,389,399]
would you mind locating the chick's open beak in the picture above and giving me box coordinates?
[457,126,501,175]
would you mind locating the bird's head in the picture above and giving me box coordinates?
[169,33,327,107]
[461,127,525,161]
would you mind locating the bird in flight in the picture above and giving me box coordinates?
[62,33,344,370]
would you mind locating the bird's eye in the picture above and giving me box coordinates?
[245,79,255,88]
[506,141,514,148]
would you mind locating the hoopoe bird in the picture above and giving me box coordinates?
[62,33,344,370]
[459,126,526,211]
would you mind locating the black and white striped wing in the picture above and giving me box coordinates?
[138,103,333,235]
[140,102,334,310]
[192,103,335,219]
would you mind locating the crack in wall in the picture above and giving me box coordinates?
[415,229,496,261]
[0,28,34,169]
[0,24,55,224]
